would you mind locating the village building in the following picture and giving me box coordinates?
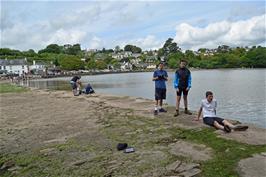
[0,58,29,76]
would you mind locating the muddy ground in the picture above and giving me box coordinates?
[0,89,265,176]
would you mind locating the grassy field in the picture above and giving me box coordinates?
[0,83,28,93]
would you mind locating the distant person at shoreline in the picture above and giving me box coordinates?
[82,83,95,94]
[70,76,81,96]
[174,59,192,117]
[194,91,248,132]
[152,62,168,115]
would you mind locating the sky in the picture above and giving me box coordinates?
[1,0,265,51]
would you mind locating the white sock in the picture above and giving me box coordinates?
[154,106,158,110]
[159,106,162,109]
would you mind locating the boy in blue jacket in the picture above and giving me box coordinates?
[174,60,192,116]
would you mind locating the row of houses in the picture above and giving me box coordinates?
[0,58,57,76]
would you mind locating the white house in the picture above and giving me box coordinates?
[29,60,47,71]
[120,61,132,71]
[0,58,29,76]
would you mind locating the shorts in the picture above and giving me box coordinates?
[176,87,189,96]
[155,88,166,100]
[203,117,224,127]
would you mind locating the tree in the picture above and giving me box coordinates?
[124,44,142,53]
[53,58,60,66]
[167,52,184,69]
[58,54,84,70]
[95,60,107,70]
[64,44,81,55]
[38,44,62,54]
[86,59,96,70]
[159,38,181,62]
[114,45,121,53]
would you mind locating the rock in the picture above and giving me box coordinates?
[169,140,213,161]
[237,153,266,177]
[177,168,202,177]
[166,160,182,172]
[71,159,87,166]
[176,163,200,173]
[0,160,15,170]
[217,126,266,145]
[40,147,56,155]
[7,165,22,172]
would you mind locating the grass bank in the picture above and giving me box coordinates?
[0,83,28,93]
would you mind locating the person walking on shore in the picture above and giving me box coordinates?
[194,91,248,132]
[70,75,81,96]
[174,60,192,116]
[152,62,168,115]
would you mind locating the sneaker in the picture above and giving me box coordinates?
[154,110,158,115]
[224,125,231,133]
[184,109,192,115]
[159,108,167,113]
[174,110,179,117]
[233,125,248,131]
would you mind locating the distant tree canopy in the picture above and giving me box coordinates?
[1,41,266,70]
[38,43,82,55]
[124,44,142,53]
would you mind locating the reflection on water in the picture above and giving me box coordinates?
[25,69,266,128]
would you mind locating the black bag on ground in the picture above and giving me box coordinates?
[117,143,128,151]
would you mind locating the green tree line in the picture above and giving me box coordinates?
[1,40,265,70]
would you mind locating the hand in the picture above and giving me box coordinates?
[193,117,200,121]
[186,87,190,91]
[176,88,179,92]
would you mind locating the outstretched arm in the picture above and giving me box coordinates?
[194,107,202,121]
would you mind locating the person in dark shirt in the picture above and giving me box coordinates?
[152,62,168,115]
[173,60,192,116]
[70,76,81,96]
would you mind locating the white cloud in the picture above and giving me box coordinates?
[174,14,266,50]
[47,29,86,45]
[88,36,104,49]
[119,35,163,50]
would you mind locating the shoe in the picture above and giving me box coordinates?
[233,125,249,131]
[224,125,231,133]
[184,109,192,115]
[159,108,167,113]
[174,110,179,117]
[154,110,158,115]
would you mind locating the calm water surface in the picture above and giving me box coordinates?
[26,69,266,128]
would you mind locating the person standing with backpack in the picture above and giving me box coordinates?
[174,60,192,116]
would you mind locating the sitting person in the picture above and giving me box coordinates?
[194,91,248,133]
[70,76,81,96]
[82,83,95,94]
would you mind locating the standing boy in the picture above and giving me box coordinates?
[174,60,192,116]
[152,62,168,115]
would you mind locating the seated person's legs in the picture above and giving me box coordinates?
[204,117,230,132]
[222,119,249,131]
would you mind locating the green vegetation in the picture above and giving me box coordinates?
[1,39,265,71]
[0,83,28,93]
[0,110,265,176]
[170,128,266,177]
